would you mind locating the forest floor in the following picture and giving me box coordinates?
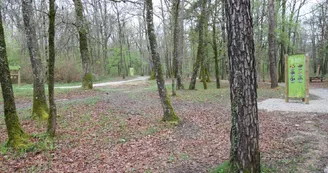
[0,78,328,172]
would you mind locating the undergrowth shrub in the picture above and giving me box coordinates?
[55,59,81,83]
[20,59,34,84]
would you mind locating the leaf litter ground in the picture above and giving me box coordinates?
[0,79,327,172]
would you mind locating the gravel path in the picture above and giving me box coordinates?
[15,76,149,89]
[55,76,149,89]
[258,88,328,113]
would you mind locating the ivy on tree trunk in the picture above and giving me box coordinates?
[22,0,49,120]
[145,0,179,123]
[189,0,207,90]
[0,9,30,149]
[73,0,93,89]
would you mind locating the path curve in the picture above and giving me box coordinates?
[56,76,149,89]
[0,76,149,113]
[17,76,149,89]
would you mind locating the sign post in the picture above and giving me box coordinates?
[129,68,134,76]
[285,54,309,104]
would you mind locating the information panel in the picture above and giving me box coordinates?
[288,54,305,98]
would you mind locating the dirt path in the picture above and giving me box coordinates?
[55,76,149,89]
[15,76,149,89]
[0,76,149,114]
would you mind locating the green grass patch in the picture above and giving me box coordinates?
[211,161,277,173]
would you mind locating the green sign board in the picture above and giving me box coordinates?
[129,68,134,76]
[287,54,305,98]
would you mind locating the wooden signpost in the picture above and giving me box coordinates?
[9,66,21,87]
[285,54,309,104]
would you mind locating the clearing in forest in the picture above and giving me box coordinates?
[1,79,328,172]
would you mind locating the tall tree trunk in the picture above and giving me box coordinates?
[22,0,49,120]
[178,0,185,89]
[47,0,57,137]
[225,0,260,172]
[172,0,182,95]
[73,0,93,89]
[256,0,266,83]
[160,0,172,78]
[268,0,278,88]
[287,0,296,54]
[278,0,287,82]
[221,0,227,80]
[312,34,317,74]
[114,4,126,79]
[189,0,206,90]
[0,9,30,149]
[212,0,220,89]
[201,0,211,89]
[146,0,179,123]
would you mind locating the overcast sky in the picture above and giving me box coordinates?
[300,0,320,19]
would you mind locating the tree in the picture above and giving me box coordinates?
[172,0,180,96]
[212,0,220,89]
[278,0,287,82]
[47,0,57,137]
[0,8,30,149]
[113,3,126,79]
[225,0,260,172]
[189,0,207,90]
[22,0,49,120]
[145,0,179,122]
[178,0,185,89]
[73,0,93,89]
[172,0,184,94]
[159,0,172,78]
[268,0,278,88]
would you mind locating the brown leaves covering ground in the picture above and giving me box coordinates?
[0,80,326,172]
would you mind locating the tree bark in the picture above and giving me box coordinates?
[172,0,182,95]
[73,0,93,89]
[146,0,179,123]
[160,0,172,78]
[225,0,261,172]
[212,0,220,89]
[268,0,278,88]
[47,0,57,137]
[189,0,206,90]
[278,0,287,82]
[0,9,29,149]
[114,3,126,79]
[178,0,185,89]
[22,0,49,120]
[220,0,227,80]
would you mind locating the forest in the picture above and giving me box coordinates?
[0,0,328,172]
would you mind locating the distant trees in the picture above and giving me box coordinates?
[225,0,260,172]
[311,0,328,76]
[0,0,318,89]
[22,0,49,119]
[146,0,179,123]
[73,0,93,89]
[0,8,29,149]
